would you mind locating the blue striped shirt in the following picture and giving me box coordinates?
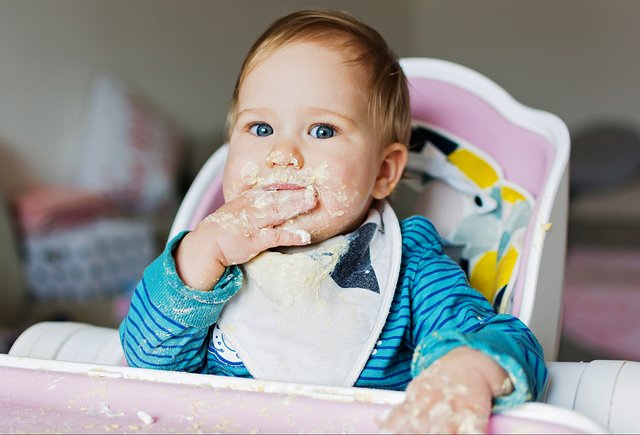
[119,215,547,410]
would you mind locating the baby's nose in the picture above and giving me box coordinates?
[266,149,303,169]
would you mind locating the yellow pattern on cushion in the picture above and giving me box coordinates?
[448,149,499,189]
[502,185,526,204]
[497,246,519,291]
[470,251,498,301]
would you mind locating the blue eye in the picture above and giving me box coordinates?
[249,123,273,137]
[309,124,336,139]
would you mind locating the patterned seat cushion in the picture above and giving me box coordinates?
[407,122,534,314]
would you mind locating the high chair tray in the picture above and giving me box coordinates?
[0,354,603,434]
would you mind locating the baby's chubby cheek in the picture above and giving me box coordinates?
[223,161,261,201]
[316,177,361,218]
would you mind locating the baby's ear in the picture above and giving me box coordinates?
[372,142,408,199]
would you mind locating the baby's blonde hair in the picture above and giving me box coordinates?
[226,9,411,147]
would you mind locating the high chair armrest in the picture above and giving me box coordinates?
[544,360,640,433]
[9,321,124,366]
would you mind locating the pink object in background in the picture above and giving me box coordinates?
[562,245,640,360]
[76,75,182,213]
[12,185,119,235]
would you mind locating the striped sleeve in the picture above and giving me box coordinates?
[119,231,243,372]
[401,216,548,409]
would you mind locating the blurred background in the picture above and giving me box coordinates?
[1,0,639,362]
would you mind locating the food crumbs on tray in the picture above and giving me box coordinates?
[136,410,155,425]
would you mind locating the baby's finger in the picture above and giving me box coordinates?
[254,226,312,251]
[249,186,317,227]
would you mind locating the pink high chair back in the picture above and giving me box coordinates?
[169,58,570,360]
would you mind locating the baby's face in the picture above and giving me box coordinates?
[224,41,386,243]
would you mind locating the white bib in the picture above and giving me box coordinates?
[213,202,401,387]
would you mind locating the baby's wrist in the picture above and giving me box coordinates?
[174,232,226,291]
[437,347,512,398]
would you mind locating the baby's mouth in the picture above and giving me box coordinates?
[262,183,306,191]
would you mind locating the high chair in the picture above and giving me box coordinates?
[4,58,638,433]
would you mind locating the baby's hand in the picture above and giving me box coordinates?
[175,186,318,290]
[378,347,512,434]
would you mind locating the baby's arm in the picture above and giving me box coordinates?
[379,217,547,433]
[119,234,243,372]
[120,185,317,371]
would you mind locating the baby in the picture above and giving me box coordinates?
[120,9,547,433]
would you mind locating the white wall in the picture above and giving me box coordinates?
[0,0,411,198]
[1,0,639,200]
[406,0,640,129]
